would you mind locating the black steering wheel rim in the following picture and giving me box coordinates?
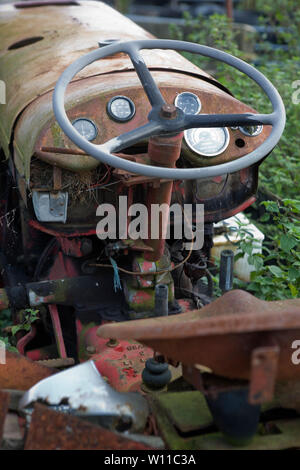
[53,39,286,180]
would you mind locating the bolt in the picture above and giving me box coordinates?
[106,338,118,348]
[86,345,96,354]
[160,104,177,119]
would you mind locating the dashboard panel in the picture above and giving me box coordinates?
[35,71,271,171]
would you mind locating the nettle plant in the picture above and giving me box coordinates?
[233,200,300,300]
[170,8,300,300]
[0,308,39,352]
[171,10,300,198]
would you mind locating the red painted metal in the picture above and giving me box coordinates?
[16,325,37,355]
[226,0,233,19]
[29,220,96,238]
[25,345,57,361]
[58,237,89,257]
[48,305,67,359]
[145,132,183,261]
[77,321,153,392]
[98,289,300,383]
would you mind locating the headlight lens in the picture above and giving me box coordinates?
[184,127,230,157]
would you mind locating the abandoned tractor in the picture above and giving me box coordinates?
[0,0,299,450]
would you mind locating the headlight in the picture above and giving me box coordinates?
[184,127,230,157]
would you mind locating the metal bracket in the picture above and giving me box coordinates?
[248,345,280,405]
[32,190,68,223]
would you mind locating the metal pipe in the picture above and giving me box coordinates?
[226,0,233,20]
[144,131,183,261]
[154,284,168,317]
[219,249,234,293]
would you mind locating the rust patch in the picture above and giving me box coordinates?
[25,403,152,450]
[0,351,56,390]
[98,290,300,382]
[249,346,280,404]
[0,0,216,159]
[0,391,10,442]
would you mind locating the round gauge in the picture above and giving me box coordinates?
[239,125,263,137]
[107,96,135,122]
[72,118,98,141]
[184,127,230,157]
[174,92,201,115]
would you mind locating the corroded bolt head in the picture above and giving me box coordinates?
[160,104,177,119]
[106,338,118,348]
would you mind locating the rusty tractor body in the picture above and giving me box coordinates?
[0,0,299,450]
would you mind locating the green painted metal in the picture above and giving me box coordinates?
[151,390,300,450]
[157,391,213,433]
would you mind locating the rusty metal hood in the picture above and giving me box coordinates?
[0,0,219,156]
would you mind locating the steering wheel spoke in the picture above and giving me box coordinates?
[101,120,164,153]
[185,112,275,129]
[127,46,166,108]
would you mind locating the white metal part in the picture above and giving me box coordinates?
[212,212,265,282]
[18,361,149,433]
[32,191,68,223]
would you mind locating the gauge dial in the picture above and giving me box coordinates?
[239,125,263,137]
[72,118,98,141]
[107,96,135,122]
[174,92,201,115]
[184,127,230,157]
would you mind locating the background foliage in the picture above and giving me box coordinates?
[170,1,300,299]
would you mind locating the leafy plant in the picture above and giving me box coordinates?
[170,9,300,199]
[233,201,300,300]
[170,6,300,300]
[11,308,40,336]
[0,335,18,353]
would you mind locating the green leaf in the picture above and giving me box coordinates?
[268,265,284,278]
[11,325,23,336]
[288,267,300,281]
[280,235,298,252]
[289,283,299,297]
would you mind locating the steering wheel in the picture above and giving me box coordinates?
[53,39,285,180]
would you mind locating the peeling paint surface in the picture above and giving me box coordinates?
[0,0,216,157]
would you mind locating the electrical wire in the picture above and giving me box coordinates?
[90,199,196,276]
